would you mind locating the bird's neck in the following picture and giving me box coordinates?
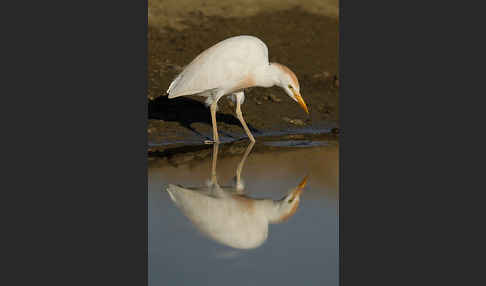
[253,63,281,88]
[258,200,290,224]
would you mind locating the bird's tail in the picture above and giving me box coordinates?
[166,73,183,97]
[166,184,185,202]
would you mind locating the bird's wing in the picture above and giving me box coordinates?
[166,184,269,249]
[167,36,269,98]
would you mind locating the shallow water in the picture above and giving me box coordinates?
[148,139,339,285]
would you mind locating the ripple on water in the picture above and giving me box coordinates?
[263,140,330,148]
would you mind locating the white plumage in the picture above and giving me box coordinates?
[166,35,309,144]
[167,36,268,99]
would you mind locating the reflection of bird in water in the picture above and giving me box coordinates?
[166,142,308,249]
[166,35,309,144]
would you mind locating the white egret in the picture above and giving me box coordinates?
[166,143,308,249]
[166,35,309,144]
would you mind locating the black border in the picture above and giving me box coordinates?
[4,1,148,285]
[339,0,475,284]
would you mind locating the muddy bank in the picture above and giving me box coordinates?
[149,0,338,30]
[148,0,339,146]
[148,132,338,166]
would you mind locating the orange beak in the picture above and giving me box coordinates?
[293,90,309,114]
[290,175,309,201]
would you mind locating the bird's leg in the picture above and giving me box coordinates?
[235,141,255,194]
[204,102,220,144]
[236,98,255,142]
[210,142,219,184]
[209,142,225,197]
[211,102,220,143]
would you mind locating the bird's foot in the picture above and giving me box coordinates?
[204,140,220,144]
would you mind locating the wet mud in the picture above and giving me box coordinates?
[148,132,339,169]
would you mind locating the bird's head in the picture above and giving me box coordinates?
[269,175,309,223]
[271,63,309,114]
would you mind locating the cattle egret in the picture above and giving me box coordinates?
[166,35,309,144]
[166,143,308,249]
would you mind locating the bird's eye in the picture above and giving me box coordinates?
[288,199,294,203]
[288,85,293,89]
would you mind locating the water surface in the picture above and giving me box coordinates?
[149,138,338,285]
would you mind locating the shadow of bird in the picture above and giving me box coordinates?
[148,96,258,139]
